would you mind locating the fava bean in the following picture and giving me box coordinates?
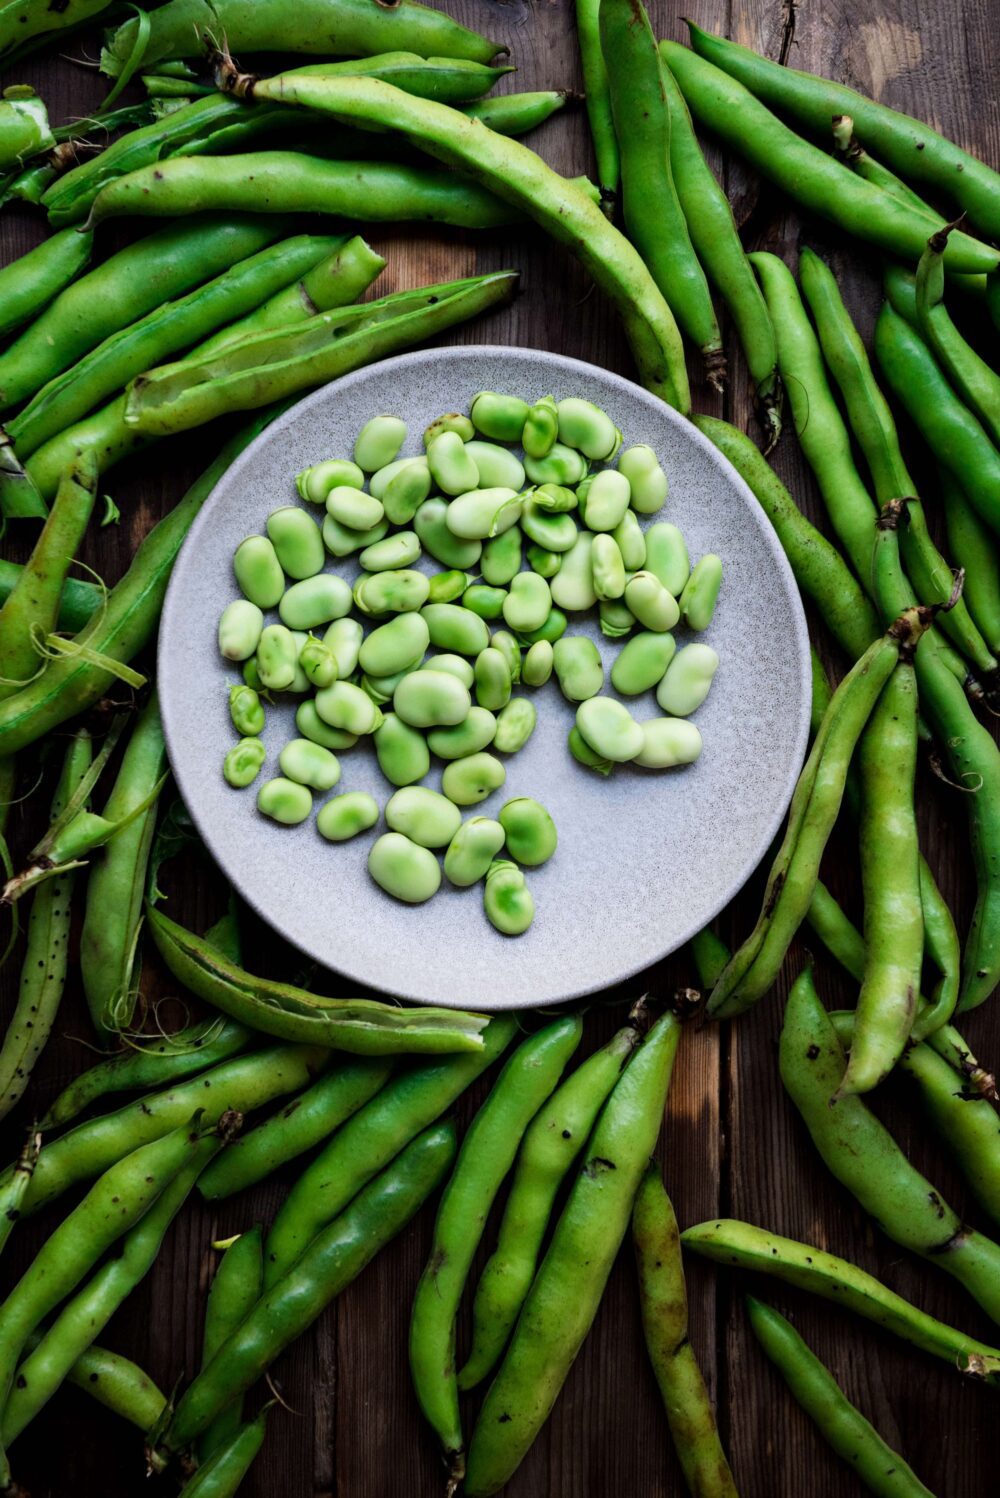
[523,442,588,486]
[493,698,537,754]
[279,738,341,791]
[364,668,413,705]
[446,487,522,540]
[218,601,263,662]
[322,511,388,557]
[489,631,522,684]
[383,460,433,525]
[326,485,385,532]
[625,571,680,631]
[592,534,626,599]
[556,397,622,460]
[354,569,430,616]
[299,636,339,689]
[224,738,266,789]
[599,599,634,638]
[287,632,312,694]
[532,483,577,513]
[278,574,352,630]
[234,536,284,608]
[582,469,631,531]
[474,648,512,711]
[386,787,463,848]
[484,860,534,934]
[428,430,480,495]
[323,617,363,677]
[480,527,522,585]
[568,725,613,775]
[229,685,265,736]
[296,457,364,504]
[611,510,646,570]
[427,707,498,760]
[634,717,702,769]
[498,798,557,866]
[266,507,324,578]
[465,441,526,490]
[359,613,429,677]
[656,644,718,715]
[522,395,560,459]
[519,498,578,552]
[442,752,506,806]
[611,631,676,695]
[516,608,567,645]
[395,670,471,728]
[680,555,723,630]
[315,681,382,735]
[470,392,530,442]
[370,455,428,500]
[527,544,561,578]
[576,697,643,762]
[296,700,357,751]
[374,713,431,787]
[553,636,604,701]
[257,777,312,824]
[463,584,508,620]
[422,603,490,656]
[550,533,597,611]
[444,818,506,886]
[618,444,668,513]
[368,832,441,903]
[522,640,553,687]
[421,654,473,688]
[354,415,407,472]
[360,531,422,571]
[427,569,473,604]
[256,623,298,689]
[415,498,483,569]
[643,522,689,594]
[424,413,475,446]
[503,573,552,633]
[317,792,379,842]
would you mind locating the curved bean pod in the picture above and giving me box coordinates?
[63,1343,166,1432]
[915,230,1000,448]
[899,1041,1000,1231]
[463,90,575,137]
[180,1408,270,1496]
[196,1228,264,1462]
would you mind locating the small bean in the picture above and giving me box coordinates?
[386,787,462,849]
[287,631,313,695]
[234,536,284,608]
[256,623,298,689]
[257,777,312,825]
[415,498,483,570]
[219,601,263,662]
[427,430,480,495]
[326,485,385,532]
[370,455,427,500]
[322,512,388,558]
[423,654,475,688]
[582,470,631,532]
[619,445,668,513]
[470,392,530,442]
[446,487,522,540]
[394,670,471,728]
[599,599,635,638]
[592,534,626,599]
[556,397,622,460]
[279,738,341,791]
[424,412,475,447]
[314,680,382,735]
[493,697,537,754]
[362,668,412,705]
[475,648,512,711]
[611,632,677,696]
[522,640,554,687]
[634,718,703,769]
[463,584,508,620]
[317,791,379,842]
[278,574,353,630]
[498,797,557,865]
[296,700,357,751]
[553,636,604,702]
[359,613,429,677]
[611,511,646,571]
[519,498,578,553]
[421,603,490,656]
[323,617,362,677]
[549,533,596,611]
[480,527,522,586]
[354,416,407,473]
[523,442,588,486]
[299,636,339,689]
[444,818,506,886]
[354,569,430,616]
[383,461,432,525]
[266,507,325,579]
[374,713,430,787]
[484,860,534,934]
[442,752,507,806]
[522,395,559,459]
[368,832,441,903]
[503,573,552,633]
[296,458,364,504]
[427,570,473,605]
[532,483,577,513]
[243,657,265,692]
[359,531,422,571]
[465,441,526,490]
[625,571,680,632]
[576,697,644,762]
[427,707,497,760]
[680,555,723,630]
[656,644,719,716]
[527,544,561,579]
[568,725,613,775]
[644,522,689,596]
[490,631,522,684]
[516,608,568,645]
[229,684,265,736]
[224,738,266,789]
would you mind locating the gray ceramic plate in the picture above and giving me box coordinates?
[159,345,811,1010]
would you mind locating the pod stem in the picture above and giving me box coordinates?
[208,36,258,101]
[703,346,727,393]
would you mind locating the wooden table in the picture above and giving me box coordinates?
[2,2,997,1493]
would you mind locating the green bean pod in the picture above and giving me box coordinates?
[464,1011,681,1497]
[149,906,488,1055]
[0,561,100,636]
[685,22,1000,242]
[196,1228,264,1462]
[180,1408,270,1496]
[939,467,1000,655]
[220,62,690,412]
[0,228,93,341]
[899,1041,1000,1231]
[680,1218,1000,1384]
[915,231,1000,448]
[668,37,998,270]
[780,967,1000,1328]
[575,0,618,210]
[0,0,120,64]
[746,1298,933,1497]
[464,90,575,137]
[633,1168,737,1498]
[151,1122,457,1469]
[0,1130,39,1260]
[601,0,724,384]
[197,1057,392,1199]
[79,695,167,1041]
[63,1342,166,1432]
[410,1017,583,1480]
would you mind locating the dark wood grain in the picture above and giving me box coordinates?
[0,1,997,1494]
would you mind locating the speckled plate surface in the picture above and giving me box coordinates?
[159,345,811,1010]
